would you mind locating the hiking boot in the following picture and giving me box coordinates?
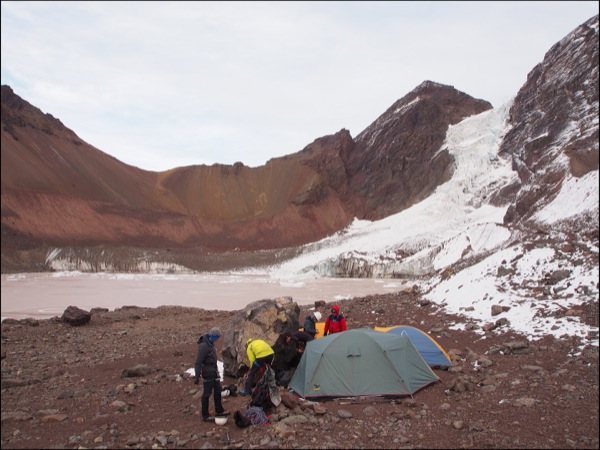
[203,416,215,422]
[239,389,251,396]
[216,410,230,416]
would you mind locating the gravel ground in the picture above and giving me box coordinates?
[1,290,598,449]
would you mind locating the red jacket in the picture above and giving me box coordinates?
[324,306,347,335]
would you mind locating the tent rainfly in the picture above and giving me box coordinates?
[289,328,439,399]
[374,325,453,367]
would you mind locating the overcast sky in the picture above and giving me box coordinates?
[1,1,598,171]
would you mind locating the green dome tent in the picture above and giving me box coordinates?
[289,328,439,399]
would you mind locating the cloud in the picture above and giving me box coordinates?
[1,2,598,170]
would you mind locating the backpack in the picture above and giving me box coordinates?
[250,366,275,410]
[234,410,252,428]
[275,368,295,387]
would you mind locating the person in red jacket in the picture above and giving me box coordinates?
[324,305,347,335]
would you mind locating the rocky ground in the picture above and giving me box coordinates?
[1,290,598,449]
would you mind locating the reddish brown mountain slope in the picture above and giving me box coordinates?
[1,86,353,252]
[1,82,492,272]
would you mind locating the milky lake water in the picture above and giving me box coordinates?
[1,272,410,320]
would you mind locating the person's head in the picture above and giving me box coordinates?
[313,311,322,321]
[245,338,254,349]
[331,305,340,316]
[208,326,222,343]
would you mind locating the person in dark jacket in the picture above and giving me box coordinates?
[324,305,347,335]
[285,330,314,367]
[194,326,230,422]
[303,311,322,339]
[287,329,314,345]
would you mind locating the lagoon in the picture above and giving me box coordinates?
[1,272,409,320]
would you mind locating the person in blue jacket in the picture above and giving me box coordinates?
[303,311,322,339]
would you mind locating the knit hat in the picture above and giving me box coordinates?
[209,327,222,336]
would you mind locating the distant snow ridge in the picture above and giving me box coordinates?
[269,101,517,279]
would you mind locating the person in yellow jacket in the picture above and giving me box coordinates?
[239,338,275,396]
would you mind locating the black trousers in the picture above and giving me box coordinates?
[243,354,274,392]
[201,378,224,418]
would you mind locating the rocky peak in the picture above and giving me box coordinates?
[293,129,354,195]
[500,15,599,226]
[348,82,492,219]
[414,79,447,91]
[1,85,78,141]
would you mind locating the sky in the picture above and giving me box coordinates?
[1,1,598,171]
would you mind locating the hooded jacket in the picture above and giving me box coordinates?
[303,315,318,338]
[194,334,219,382]
[324,305,347,335]
[246,339,274,366]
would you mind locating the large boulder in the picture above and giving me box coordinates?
[60,305,91,326]
[222,297,300,377]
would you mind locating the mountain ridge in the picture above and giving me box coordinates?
[1,15,598,275]
[1,81,492,271]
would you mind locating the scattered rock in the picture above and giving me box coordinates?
[121,364,155,378]
[61,305,91,326]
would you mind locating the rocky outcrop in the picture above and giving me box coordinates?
[221,298,300,377]
[499,15,599,226]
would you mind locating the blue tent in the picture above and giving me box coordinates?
[374,325,452,367]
